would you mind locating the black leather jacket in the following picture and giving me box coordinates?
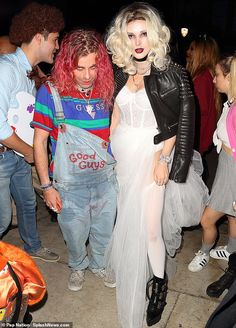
[113,62,195,183]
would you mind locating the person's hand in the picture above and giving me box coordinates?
[24,148,34,163]
[153,160,169,186]
[43,188,62,213]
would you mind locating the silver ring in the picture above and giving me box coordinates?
[51,206,56,211]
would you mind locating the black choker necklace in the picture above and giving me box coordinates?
[77,85,93,97]
[133,54,148,62]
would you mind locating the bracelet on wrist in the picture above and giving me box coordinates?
[40,181,53,191]
[159,154,171,164]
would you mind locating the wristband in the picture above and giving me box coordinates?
[159,154,171,164]
[40,181,53,191]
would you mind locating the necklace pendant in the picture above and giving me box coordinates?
[86,104,95,119]
[86,104,93,112]
[132,75,141,92]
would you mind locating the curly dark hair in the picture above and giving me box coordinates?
[9,2,65,46]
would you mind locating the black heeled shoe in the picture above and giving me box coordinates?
[146,274,168,326]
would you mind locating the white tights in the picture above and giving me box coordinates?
[147,184,165,278]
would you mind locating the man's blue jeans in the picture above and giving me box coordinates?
[56,171,117,271]
[0,150,41,252]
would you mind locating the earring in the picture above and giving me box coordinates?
[148,50,156,59]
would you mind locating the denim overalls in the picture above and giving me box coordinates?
[49,83,117,271]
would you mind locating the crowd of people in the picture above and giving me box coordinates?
[0,1,235,327]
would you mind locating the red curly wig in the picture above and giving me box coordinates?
[9,2,65,46]
[51,29,114,106]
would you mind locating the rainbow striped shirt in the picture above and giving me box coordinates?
[31,84,111,176]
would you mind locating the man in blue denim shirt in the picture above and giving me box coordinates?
[0,2,64,261]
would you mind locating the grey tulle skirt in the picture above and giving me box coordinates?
[162,150,209,257]
[208,150,236,217]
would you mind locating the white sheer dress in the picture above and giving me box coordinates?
[105,85,209,328]
[105,86,165,328]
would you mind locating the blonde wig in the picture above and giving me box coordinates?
[105,2,171,74]
[217,55,236,102]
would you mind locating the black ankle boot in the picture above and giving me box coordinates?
[206,268,236,298]
[146,274,168,326]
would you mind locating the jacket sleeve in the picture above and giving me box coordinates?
[169,67,195,183]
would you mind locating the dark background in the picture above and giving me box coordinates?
[1,0,236,64]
